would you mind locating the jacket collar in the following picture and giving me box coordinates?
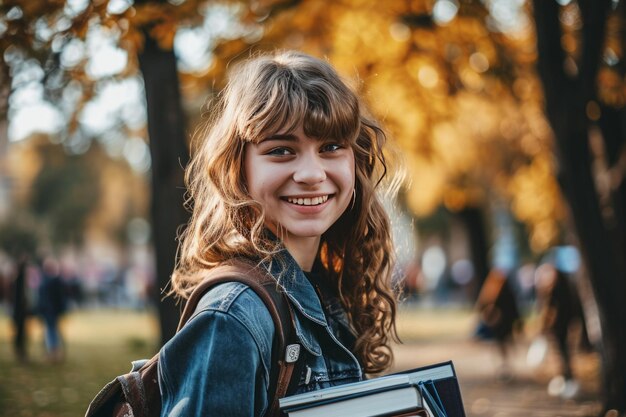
[262,248,328,356]
[264,248,327,325]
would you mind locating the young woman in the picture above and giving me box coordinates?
[159,50,399,417]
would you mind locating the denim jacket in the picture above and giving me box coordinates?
[158,249,363,417]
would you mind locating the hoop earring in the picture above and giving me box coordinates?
[350,188,357,210]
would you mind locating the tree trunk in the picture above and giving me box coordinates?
[533,0,626,412]
[137,32,190,346]
[456,206,490,299]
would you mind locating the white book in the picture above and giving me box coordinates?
[280,361,454,411]
[285,385,425,417]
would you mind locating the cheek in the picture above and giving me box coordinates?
[333,155,356,207]
[345,151,356,189]
[243,157,278,202]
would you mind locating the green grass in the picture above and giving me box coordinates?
[0,309,159,417]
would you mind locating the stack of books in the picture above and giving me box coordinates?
[279,361,465,417]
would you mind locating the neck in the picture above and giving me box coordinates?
[282,235,321,272]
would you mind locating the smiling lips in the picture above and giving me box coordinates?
[285,195,330,206]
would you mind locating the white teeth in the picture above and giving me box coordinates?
[287,195,329,206]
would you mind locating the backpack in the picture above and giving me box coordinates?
[85,258,301,417]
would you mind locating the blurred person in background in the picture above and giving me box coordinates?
[60,260,85,309]
[475,268,523,380]
[534,262,590,398]
[37,256,68,362]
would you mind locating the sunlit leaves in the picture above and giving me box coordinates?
[508,154,564,251]
[598,67,626,107]
[405,154,447,216]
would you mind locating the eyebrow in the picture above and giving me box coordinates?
[260,133,298,142]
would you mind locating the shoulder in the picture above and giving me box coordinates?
[160,281,276,379]
[158,285,276,416]
[192,281,276,352]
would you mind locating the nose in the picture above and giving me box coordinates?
[292,153,326,185]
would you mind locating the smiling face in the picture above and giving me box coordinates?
[244,125,355,248]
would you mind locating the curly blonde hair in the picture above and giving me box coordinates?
[172,50,399,374]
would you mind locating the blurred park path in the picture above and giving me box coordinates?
[392,305,602,417]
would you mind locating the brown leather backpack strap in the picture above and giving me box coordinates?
[178,258,300,416]
[115,371,147,416]
[251,271,300,417]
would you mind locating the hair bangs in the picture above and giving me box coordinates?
[239,59,361,144]
[301,84,361,145]
[239,66,307,143]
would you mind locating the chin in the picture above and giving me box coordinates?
[280,225,330,239]
[287,230,326,238]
